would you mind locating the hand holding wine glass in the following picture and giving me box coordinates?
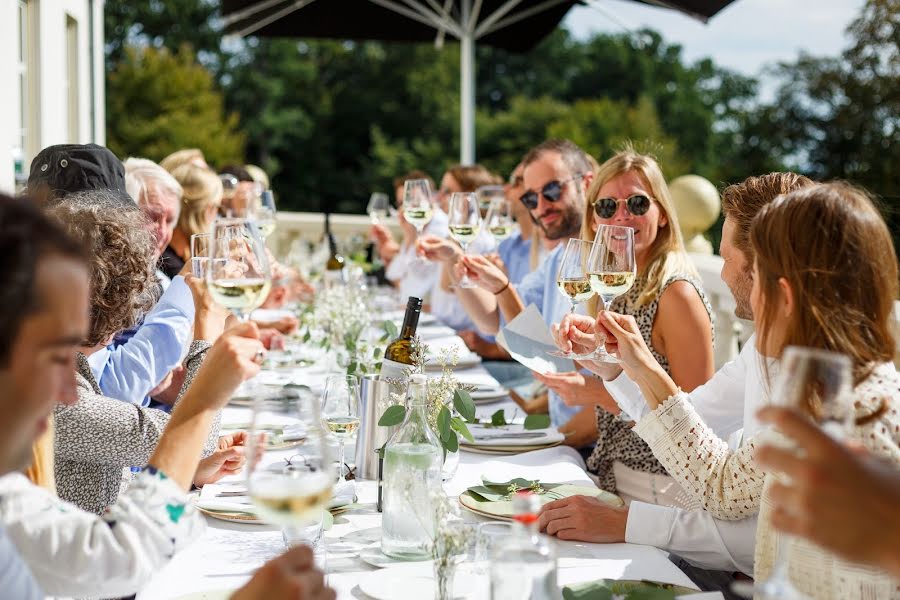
[402,179,434,234]
[367,192,390,224]
[549,238,595,358]
[447,192,482,288]
[587,225,636,363]
[207,218,272,322]
[321,375,361,482]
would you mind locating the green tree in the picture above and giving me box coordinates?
[106,45,245,165]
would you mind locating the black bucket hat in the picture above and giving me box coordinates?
[28,143,133,205]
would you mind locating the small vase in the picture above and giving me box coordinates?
[433,549,457,600]
[441,446,460,481]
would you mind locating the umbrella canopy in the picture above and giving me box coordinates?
[222,0,736,162]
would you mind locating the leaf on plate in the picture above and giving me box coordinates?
[490,409,508,426]
[523,414,551,430]
[378,405,406,427]
[464,486,507,502]
[453,388,476,421]
[321,508,334,531]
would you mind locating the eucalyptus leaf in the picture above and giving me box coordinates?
[490,409,508,427]
[453,388,476,422]
[443,431,459,452]
[464,486,507,502]
[450,416,474,443]
[321,509,334,531]
[373,347,382,359]
[347,360,358,376]
[382,320,399,339]
[302,330,311,343]
[524,414,551,430]
[437,406,452,439]
[378,405,406,427]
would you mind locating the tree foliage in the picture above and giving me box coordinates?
[106,45,244,165]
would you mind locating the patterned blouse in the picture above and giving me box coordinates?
[586,272,714,494]
[54,340,219,514]
[634,362,900,599]
[0,468,204,598]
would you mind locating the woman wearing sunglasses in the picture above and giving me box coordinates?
[535,147,715,504]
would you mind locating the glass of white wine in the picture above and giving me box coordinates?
[321,375,361,482]
[207,217,272,322]
[247,389,335,555]
[548,238,595,358]
[256,190,277,239]
[476,185,505,218]
[190,233,211,279]
[745,346,852,600]
[402,179,434,234]
[367,192,390,224]
[484,197,515,242]
[448,192,482,289]
[586,224,636,363]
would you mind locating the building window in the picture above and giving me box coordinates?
[66,14,80,143]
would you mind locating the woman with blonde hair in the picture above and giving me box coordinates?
[536,147,715,502]
[591,182,899,598]
[160,163,223,278]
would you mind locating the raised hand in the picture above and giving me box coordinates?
[193,431,250,486]
[552,313,600,356]
[416,234,461,263]
[191,321,265,410]
[456,254,509,294]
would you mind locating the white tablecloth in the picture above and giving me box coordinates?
[137,354,701,599]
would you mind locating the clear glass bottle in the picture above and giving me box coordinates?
[380,374,443,559]
[490,491,558,600]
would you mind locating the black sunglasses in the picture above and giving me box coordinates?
[519,175,583,210]
[592,195,652,219]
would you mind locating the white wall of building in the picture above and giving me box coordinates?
[0,0,105,195]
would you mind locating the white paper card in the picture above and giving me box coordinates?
[496,304,574,375]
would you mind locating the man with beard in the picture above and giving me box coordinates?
[450,139,594,429]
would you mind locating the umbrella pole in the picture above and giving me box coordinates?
[460,3,476,164]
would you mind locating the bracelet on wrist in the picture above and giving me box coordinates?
[493,277,510,295]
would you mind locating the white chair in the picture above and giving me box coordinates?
[689,253,753,369]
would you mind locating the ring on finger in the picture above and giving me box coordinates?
[253,349,265,364]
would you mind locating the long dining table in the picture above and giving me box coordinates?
[137,322,711,600]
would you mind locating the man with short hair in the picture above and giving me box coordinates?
[540,172,815,594]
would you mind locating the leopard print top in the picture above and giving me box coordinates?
[586,272,714,493]
[54,341,219,514]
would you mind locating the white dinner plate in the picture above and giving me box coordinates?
[357,545,430,569]
[359,562,478,600]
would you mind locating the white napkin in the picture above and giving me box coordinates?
[461,423,564,447]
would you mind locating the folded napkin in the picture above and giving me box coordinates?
[196,479,356,515]
[462,424,564,447]
[561,579,705,600]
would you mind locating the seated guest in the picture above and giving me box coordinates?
[26,143,131,207]
[755,406,900,580]
[162,162,223,279]
[47,193,229,514]
[0,195,333,600]
[543,173,814,587]
[160,147,208,173]
[381,171,445,305]
[124,157,184,289]
[594,182,900,598]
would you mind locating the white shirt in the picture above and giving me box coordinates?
[609,335,766,575]
[0,470,204,598]
[0,524,42,600]
[431,228,496,332]
[385,211,448,303]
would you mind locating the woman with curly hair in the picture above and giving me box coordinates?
[48,191,240,514]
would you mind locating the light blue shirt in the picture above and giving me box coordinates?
[87,275,194,405]
[514,243,582,427]
[497,231,532,286]
[0,525,42,600]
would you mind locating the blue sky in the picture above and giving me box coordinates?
[563,0,865,79]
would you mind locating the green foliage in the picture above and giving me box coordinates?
[524,414,552,430]
[106,45,244,165]
[377,404,406,427]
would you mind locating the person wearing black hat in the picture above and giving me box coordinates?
[27,144,132,207]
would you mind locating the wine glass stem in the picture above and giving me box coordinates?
[337,440,346,482]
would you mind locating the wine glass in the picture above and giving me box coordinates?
[367,192,390,224]
[448,192,482,289]
[586,224,636,363]
[246,388,334,562]
[256,190,277,239]
[484,197,515,242]
[402,179,434,234]
[548,238,595,358]
[747,346,852,600]
[321,375,361,482]
[476,185,505,218]
[190,233,211,279]
[207,217,272,322]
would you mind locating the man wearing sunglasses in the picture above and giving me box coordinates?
[451,140,596,435]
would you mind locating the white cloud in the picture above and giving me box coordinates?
[563,0,864,78]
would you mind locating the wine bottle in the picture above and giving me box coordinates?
[380,296,422,382]
[324,213,345,283]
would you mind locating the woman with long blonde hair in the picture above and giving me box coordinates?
[160,163,223,278]
[537,147,715,502]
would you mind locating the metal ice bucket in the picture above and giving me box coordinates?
[354,375,400,480]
